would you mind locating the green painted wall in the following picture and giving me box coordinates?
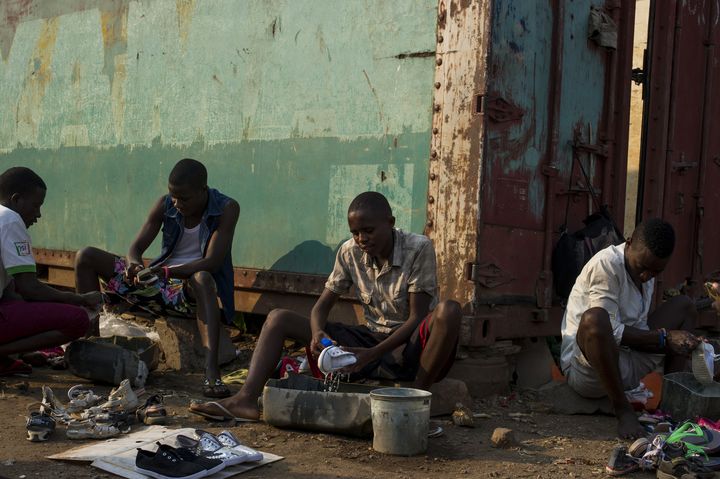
[0,0,437,274]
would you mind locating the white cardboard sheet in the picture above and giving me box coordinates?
[48,426,283,479]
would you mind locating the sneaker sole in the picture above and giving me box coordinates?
[26,429,52,442]
[134,466,209,479]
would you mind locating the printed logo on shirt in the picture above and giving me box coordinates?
[14,241,31,256]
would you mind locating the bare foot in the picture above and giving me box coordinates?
[190,394,260,421]
[617,409,646,439]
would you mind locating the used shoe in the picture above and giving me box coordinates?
[66,418,121,440]
[657,456,715,479]
[41,386,71,425]
[605,445,639,476]
[85,379,139,416]
[26,408,56,442]
[317,345,357,375]
[0,357,32,377]
[176,432,248,466]
[135,445,215,479]
[136,394,167,425]
[66,385,104,414]
[210,429,263,462]
[159,444,224,476]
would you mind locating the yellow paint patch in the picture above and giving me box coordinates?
[100,8,128,48]
[15,17,60,144]
[176,0,196,51]
[34,17,60,88]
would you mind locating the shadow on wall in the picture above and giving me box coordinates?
[247,240,362,325]
[269,240,336,274]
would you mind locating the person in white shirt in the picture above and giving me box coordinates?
[561,218,700,439]
[0,167,102,376]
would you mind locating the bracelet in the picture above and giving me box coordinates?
[162,266,170,280]
[659,328,667,349]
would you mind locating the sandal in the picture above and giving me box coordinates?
[136,394,167,425]
[202,379,231,398]
[657,456,715,479]
[0,357,32,377]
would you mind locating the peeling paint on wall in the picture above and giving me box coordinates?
[0,0,437,274]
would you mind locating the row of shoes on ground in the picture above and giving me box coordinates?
[135,433,263,479]
[606,422,719,477]
[27,379,150,441]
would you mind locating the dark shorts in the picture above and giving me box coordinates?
[324,313,456,382]
[0,298,89,344]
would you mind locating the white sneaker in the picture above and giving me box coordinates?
[40,386,71,424]
[84,379,139,416]
[214,430,263,462]
[66,419,120,440]
[66,385,104,413]
[317,345,357,375]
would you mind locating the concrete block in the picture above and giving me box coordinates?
[447,356,510,399]
[535,381,613,415]
[155,316,237,372]
[513,338,554,389]
[429,377,473,416]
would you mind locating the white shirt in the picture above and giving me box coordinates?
[560,243,654,372]
[164,224,203,267]
[0,204,37,298]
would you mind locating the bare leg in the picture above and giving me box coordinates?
[74,247,117,293]
[74,247,118,336]
[190,308,312,420]
[186,272,222,383]
[413,300,461,390]
[576,308,645,439]
[647,295,697,373]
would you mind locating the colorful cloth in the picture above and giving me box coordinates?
[102,257,195,317]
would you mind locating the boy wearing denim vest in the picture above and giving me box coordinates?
[75,159,239,398]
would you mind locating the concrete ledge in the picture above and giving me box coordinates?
[155,316,237,372]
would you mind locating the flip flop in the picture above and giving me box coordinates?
[188,401,258,423]
[0,358,32,377]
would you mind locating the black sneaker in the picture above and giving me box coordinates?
[26,411,56,442]
[135,445,213,479]
[157,443,225,476]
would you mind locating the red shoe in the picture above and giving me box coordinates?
[0,357,33,377]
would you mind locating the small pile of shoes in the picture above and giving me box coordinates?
[26,379,143,442]
[135,431,263,478]
[606,421,720,477]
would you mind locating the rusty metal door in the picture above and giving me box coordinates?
[639,0,720,326]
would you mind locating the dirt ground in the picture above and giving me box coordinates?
[0,341,651,479]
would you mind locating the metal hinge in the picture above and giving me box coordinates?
[631,67,645,85]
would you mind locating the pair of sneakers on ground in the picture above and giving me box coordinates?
[136,430,263,479]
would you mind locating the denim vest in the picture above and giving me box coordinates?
[150,188,236,324]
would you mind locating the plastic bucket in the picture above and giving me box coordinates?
[370,387,432,455]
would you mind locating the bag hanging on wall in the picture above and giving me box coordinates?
[552,155,624,300]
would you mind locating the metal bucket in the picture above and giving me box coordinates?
[370,387,431,456]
